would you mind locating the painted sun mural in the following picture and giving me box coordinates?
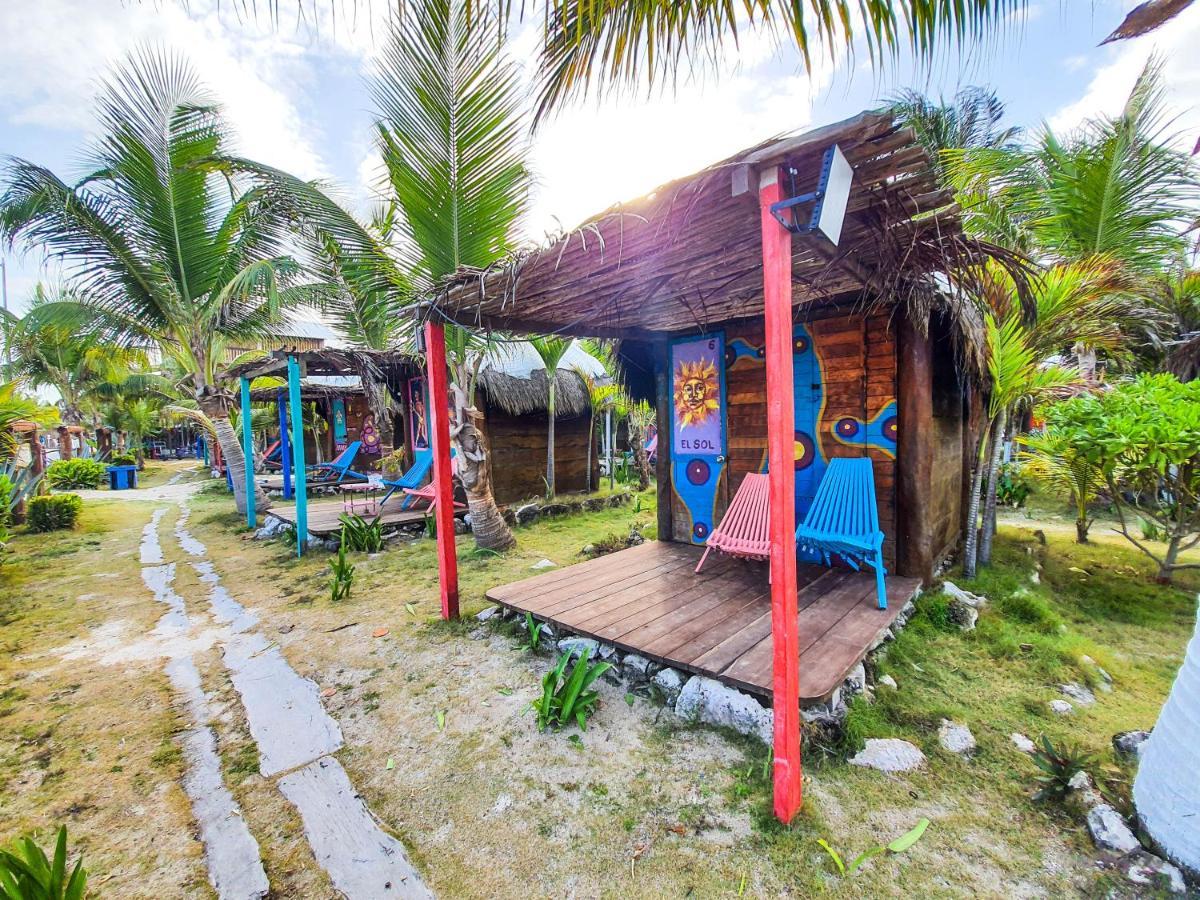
[673,357,720,431]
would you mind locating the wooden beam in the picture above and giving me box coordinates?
[654,340,673,542]
[288,354,308,557]
[240,377,256,529]
[896,315,934,581]
[760,166,802,823]
[424,320,460,619]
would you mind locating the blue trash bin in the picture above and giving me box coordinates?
[107,464,138,490]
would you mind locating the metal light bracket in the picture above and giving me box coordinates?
[768,144,852,246]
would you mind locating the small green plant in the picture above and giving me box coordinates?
[328,542,355,602]
[338,514,384,552]
[45,458,106,490]
[107,451,137,467]
[521,612,544,652]
[1139,517,1164,542]
[27,495,83,533]
[1030,735,1096,802]
[995,462,1031,508]
[817,818,930,878]
[530,647,613,732]
[0,824,88,899]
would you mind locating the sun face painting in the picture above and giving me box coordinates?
[674,358,719,429]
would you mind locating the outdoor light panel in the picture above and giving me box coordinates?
[769,144,853,246]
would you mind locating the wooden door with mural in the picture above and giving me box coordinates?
[670,333,728,545]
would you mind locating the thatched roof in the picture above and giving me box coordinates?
[478,342,605,417]
[424,110,1030,344]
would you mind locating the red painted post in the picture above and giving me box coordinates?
[424,320,460,619]
[759,166,802,823]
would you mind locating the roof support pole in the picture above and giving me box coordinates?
[277,389,292,501]
[288,354,308,557]
[240,376,257,529]
[759,166,802,823]
[424,320,460,619]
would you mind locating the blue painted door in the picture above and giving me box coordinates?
[670,333,727,544]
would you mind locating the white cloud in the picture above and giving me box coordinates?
[1050,1,1200,151]
[0,0,339,180]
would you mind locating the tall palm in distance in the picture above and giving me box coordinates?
[0,50,307,516]
[366,0,531,551]
[529,336,574,497]
[889,86,1021,184]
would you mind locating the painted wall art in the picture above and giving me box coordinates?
[671,334,727,544]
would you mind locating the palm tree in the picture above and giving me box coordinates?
[889,86,1020,183]
[1,286,145,426]
[947,58,1198,273]
[1019,431,1106,543]
[1146,260,1200,380]
[369,0,531,551]
[0,381,52,461]
[529,336,574,497]
[626,398,655,492]
[0,51,305,516]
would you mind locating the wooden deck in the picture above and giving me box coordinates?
[487,541,920,704]
[265,496,436,536]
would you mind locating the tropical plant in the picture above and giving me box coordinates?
[1145,259,1200,381]
[889,86,1020,183]
[44,459,107,490]
[529,336,574,498]
[1029,735,1096,803]
[994,462,1031,509]
[1019,431,1106,543]
[328,541,355,602]
[626,399,654,492]
[0,50,309,517]
[530,647,612,732]
[368,0,531,551]
[579,371,619,493]
[1,459,43,528]
[816,818,930,878]
[338,514,384,553]
[1043,374,1200,584]
[0,825,88,900]
[521,612,545,653]
[107,452,138,467]
[947,58,1198,274]
[27,494,83,533]
[0,381,53,461]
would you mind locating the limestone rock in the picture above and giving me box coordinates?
[622,654,659,680]
[801,689,846,727]
[597,642,619,661]
[475,605,502,623]
[1119,851,1186,895]
[1049,699,1074,716]
[947,594,978,631]
[1112,730,1151,758]
[1011,733,1036,754]
[843,663,867,697]
[1067,770,1104,810]
[943,581,987,609]
[894,598,918,629]
[530,558,556,570]
[651,667,686,705]
[556,636,600,660]
[848,738,927,773]
[675,676,774,744]
[1087,804,1141,854]
[514,503,540,525]
[1059,682,1097,707]
[937,720,976,755]
[878,674,898,690]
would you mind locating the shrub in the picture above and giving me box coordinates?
[45,458,107,490]
[339,514,383,552]
[995,462,1031,508]
[28,494,83,532]
[108,451,137,467]
[0,474,13,529]
[531,648,612,732]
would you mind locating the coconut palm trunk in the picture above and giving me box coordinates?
[979,406,1008,565]
[197,388,270,516]
[448,369,515,551]
[546,378,557,497]
[1134,606,1200,881]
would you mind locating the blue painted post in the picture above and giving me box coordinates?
[288,355,307,557]
[240,377,257,529]
[277,389,292,500]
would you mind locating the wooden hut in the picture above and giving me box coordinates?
[416,110,1020,823]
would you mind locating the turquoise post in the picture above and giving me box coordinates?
[240,377,256,529]
[288,355,307,556]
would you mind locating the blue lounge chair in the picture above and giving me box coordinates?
[376,448,434,508]
[795,457,888,610]
[307,441,366,487]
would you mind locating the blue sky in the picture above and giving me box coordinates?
[2,1,1198,319]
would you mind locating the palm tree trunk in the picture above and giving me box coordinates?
[1134,606,1200,881]
[448,367,515,552]
[546,382,556,498]
[962,419,992,579]
[979,407,1008,566]
[584,412,594,493]
[201,399,271,517]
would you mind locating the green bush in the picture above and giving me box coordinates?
[45,458,107,490]
[108,451,137,467]
[0,474,13,529]
[28,494,83,532]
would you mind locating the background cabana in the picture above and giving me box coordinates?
[417,110,1025,823]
